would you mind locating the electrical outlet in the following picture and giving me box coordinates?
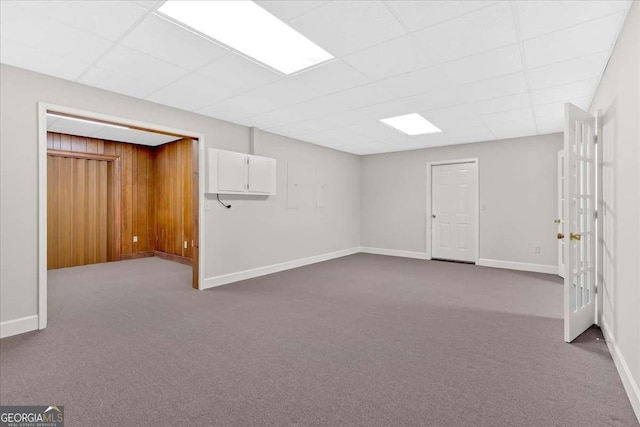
[184,241,188,249]
[534,245,541,254]
[133,236,138,243]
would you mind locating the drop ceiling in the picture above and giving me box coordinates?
[0,0,631,155]
[47,114,181,146]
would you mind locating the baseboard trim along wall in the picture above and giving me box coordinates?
[0,315,39,339]
[359,247,428,259]
[477,258,557,275]
[602,320,640,423]
[202,247,361,290]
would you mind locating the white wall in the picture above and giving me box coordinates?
[0,64,361,323]
[589,2,640,417]
[360,133,562,269]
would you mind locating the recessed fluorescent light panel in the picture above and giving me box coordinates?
[380,113,442,136]
[157,0,334,75]
[47,113,129,130]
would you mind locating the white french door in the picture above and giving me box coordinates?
[431,161,478,263]
[563,103,597,343]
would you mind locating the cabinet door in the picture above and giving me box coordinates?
[248,156,275,193]
[217,151,247,192]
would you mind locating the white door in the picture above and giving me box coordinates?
[431,162,478,263]
[557,150,566,279]
[563,103,597,343]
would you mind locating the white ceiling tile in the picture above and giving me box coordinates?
[535,118,564,135]
[533,78,599,105]
[476,93,531,114]
[346,121,407,140]
[486,118,537,140]
[386,0,497,32]
[291,60,369,97]
[404,86,470,113]
[515,0,631,40]
[199,94,279,120]
[255,1,328,22]
[323,83,397,110]
[523,13,626,69]
[358,99,413,121]
[377,64,456,98]
[47,116,104,136]
[9,0,149,41]
[0,38,91,81]
[196,52,282,93]
[78,66,165,99]
[342,34,433,81]
[145,73,241,111]
[47,115,175,146]
[535,96,592,121]
[248,98,348,130]
[447,125,496,144]
[528,51,609,89]
[467,72,529,101]
[121,14,229,70]
[244,79,318,111]
[288,1,406,56]
[243,108,307,129]
[196,101,255,123]
[413,2,517,64]
[421,104,485,131]
[0,2,113,70]
[482,107,534,127]
[91,45,190,91]
[438,44,523,85]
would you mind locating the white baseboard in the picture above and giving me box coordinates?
[477,258,558,275]
[0,315,39,339]
[202,247,360,290]
[602,319,640,423]
[360,247,428,259]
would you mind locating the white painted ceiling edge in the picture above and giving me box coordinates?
[0,0,633,155]
[46,114,181,146]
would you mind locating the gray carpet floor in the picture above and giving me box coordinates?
[0,254,637,426]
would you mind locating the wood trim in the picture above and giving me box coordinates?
[120,251,155,260]
[154,250,192,266]
[192,139,199,288]
[47,149,119,161]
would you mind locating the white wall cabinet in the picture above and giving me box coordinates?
[207,148,276,195]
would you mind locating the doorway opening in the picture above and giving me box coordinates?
[38,103,205,330]
[426,159,479,263]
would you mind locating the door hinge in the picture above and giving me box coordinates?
[593,135,598,144]
[594,210,598,219]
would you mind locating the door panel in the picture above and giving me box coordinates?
[431,162,478,262]
[47,155,108,269]
[557,150,566,278]
[563,103,597,343]
[155,138,193,259]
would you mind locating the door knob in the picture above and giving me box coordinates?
[554,219,561,224]
[570,232,581,241]
[432,214,436,219]
[557,233,564,239]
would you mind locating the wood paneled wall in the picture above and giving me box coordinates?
[155,138,193,259]
[48,132,156,257]
[47,132,194,269]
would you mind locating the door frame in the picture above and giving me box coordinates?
[425,158,479,262]
[37,102,206,330]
